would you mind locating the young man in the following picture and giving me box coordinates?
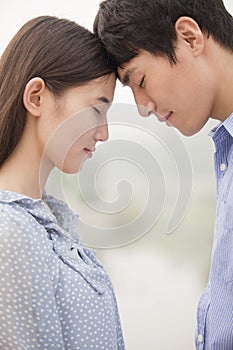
[94,1,233,349]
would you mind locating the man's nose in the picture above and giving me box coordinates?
[133,89,156,117]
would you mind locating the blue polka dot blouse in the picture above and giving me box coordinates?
[0,191,125,350]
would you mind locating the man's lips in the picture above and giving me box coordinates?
[157,112,173,123]
[164,112,173,121]
[144,109,173,123]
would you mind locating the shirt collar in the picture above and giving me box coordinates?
[209,112,233,144]
[222,112,233,137]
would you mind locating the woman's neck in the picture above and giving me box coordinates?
[0,122,53,199]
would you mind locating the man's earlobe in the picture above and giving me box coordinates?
[23,77,46,117]
[175,16,204,55]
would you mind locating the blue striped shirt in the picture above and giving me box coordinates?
[196,113,233,349]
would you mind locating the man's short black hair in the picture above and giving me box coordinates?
[94,0,233,69]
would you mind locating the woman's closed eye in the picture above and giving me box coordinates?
[93,106,102,116]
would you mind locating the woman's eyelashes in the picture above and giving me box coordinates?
[93,106,102,116]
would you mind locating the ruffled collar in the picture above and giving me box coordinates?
[0,190,78,236]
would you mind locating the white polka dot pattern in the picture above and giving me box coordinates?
[0,191,125,350]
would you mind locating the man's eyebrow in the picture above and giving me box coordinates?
[122,67,136,86]
[97,97,110,104]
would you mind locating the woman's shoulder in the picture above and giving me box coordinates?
[0,198,33,229]
[0,192,60,290]
[0,191,59,267]
[0,191,40,227]
[0,191,51,245]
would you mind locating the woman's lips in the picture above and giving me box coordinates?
[84,148,94,158]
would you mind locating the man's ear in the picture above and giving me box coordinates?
[23,77,46,116]
[175,16,205,56]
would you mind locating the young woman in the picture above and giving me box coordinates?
[0,16,125,350]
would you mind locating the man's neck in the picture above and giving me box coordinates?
[207,37,233,121]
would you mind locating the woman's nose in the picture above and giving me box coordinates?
[95,122,109,142]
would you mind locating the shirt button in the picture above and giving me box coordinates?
[220,163,227,172]
[198,334,204,343]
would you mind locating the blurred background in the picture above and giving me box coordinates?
[1,1,232,349]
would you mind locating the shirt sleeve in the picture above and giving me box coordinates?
[0,206,65,350]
